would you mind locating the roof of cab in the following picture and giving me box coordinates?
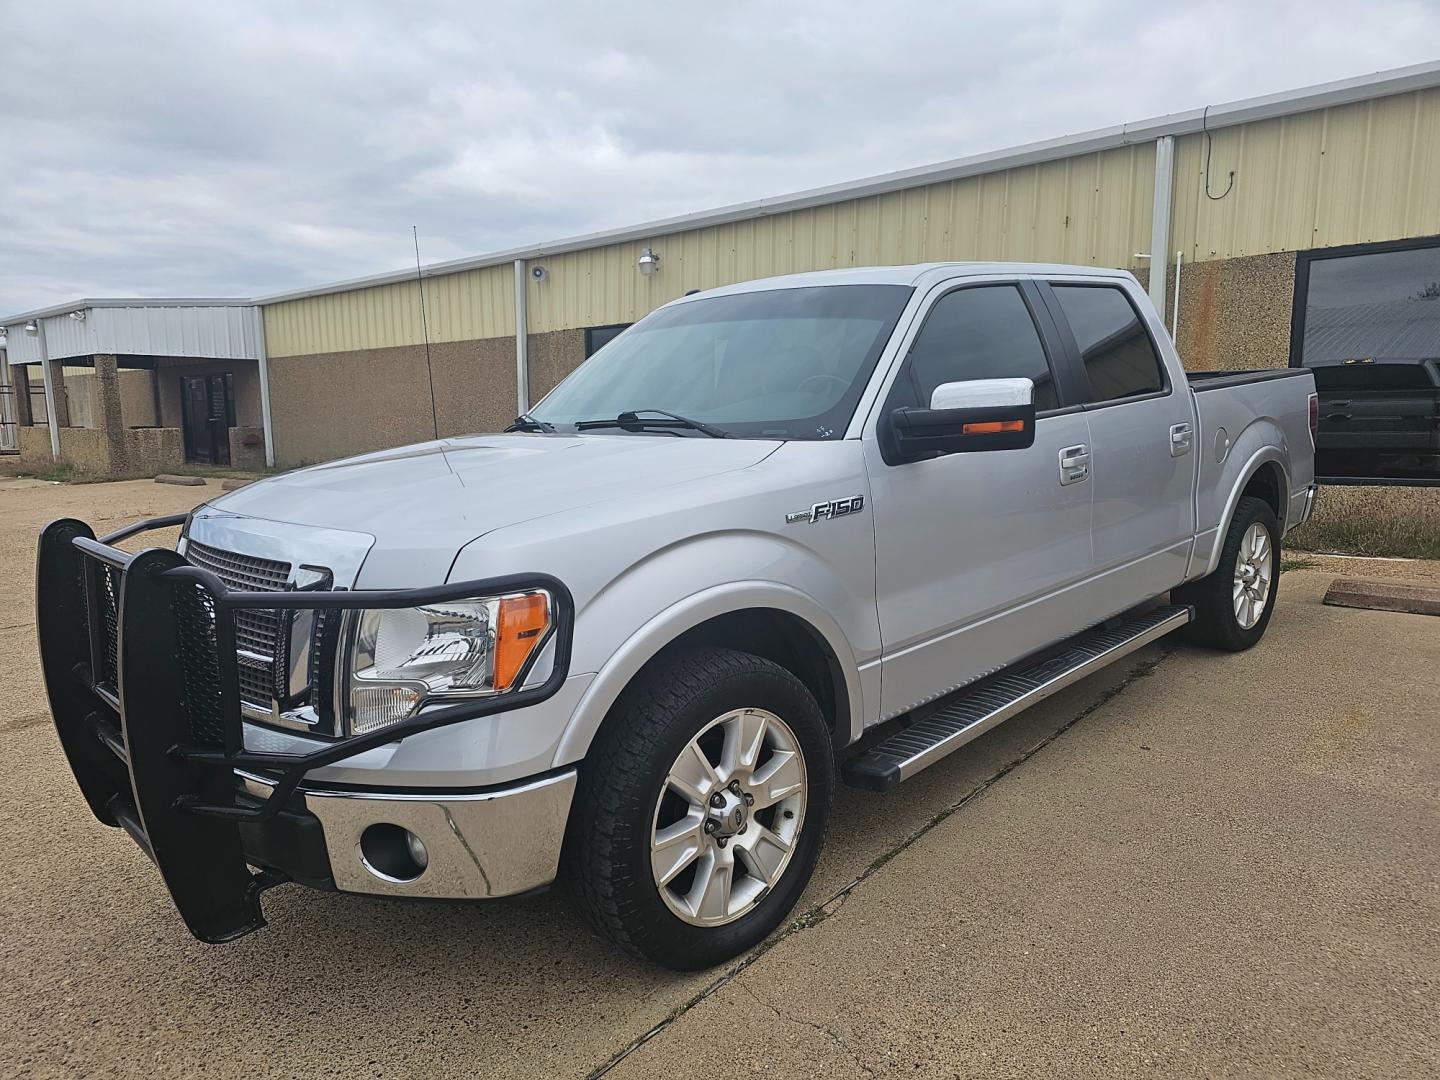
[680,262,1136,302]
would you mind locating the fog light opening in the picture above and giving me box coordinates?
[359,823,429,882]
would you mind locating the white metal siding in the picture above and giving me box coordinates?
[1,306,258,363]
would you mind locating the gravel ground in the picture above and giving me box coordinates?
[2,480,1437,1078]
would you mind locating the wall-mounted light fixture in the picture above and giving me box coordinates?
[637,247,660,276]
[67,310,86,321]
[23,322,38,335]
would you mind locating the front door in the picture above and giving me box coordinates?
[181,374,234,465]
[863,279,1095,721]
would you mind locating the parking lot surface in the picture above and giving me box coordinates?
[2,480,1437,1078]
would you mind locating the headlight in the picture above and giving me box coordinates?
[345,591,552,736]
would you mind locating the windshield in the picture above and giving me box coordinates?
[531,284,912,439]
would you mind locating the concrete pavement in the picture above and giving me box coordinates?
[1,480,1436,1078]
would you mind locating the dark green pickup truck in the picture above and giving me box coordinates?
[1312,356,1440,480]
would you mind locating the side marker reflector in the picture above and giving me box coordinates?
[961,419,1026,435]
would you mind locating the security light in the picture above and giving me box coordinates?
[23,322,38,335]
[68,310,86,321]
[637,247,660,276]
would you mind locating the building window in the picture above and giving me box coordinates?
[585,324,631,357]
[1292,236,1440,484]
[1051,285,1166,404]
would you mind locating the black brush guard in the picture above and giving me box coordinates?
[36,515,573,943]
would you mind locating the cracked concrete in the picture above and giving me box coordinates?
[3,480,1437,1079]
[602,573,1440,1079]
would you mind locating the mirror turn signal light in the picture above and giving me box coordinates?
[494,593,551,691]
[961,419,1027,436]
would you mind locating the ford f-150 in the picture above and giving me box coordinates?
[38,262,1318,970]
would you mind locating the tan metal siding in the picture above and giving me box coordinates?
[259,88,1440,357]
[1172,87,1440,262]
[261,146,1155,353]
[263,265,514,358]
[523,143,1156,334]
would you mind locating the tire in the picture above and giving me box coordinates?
[1174,495,1280,651]
[567,646,833,970]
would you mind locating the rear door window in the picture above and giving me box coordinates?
[1052,285,1166,403]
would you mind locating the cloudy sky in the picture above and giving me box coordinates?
[2,1,1438,315]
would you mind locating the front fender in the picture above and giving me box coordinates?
[551,577,870,769]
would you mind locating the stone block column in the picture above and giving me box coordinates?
[93,354,127,473]
[43,357,70,427]
[9,361,34,425]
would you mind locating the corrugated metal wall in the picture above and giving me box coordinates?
[262,144,1155,355]
[263,266,514,358]
[4,305,259,363]
[261,86,1440,358]
[1172,87,1440,260]
[523,144,1155,336]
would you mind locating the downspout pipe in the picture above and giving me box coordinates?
[251,306,276,468]
[1147,135,1175,322]
[514,259,529,415]
[1172,250,1183,344]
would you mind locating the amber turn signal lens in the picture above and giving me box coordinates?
[493,593,551,691]
[961,419,1026,435]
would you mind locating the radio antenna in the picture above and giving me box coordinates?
[413,225,439,439]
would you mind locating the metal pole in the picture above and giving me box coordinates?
[514,259,529,414]
[1171,250,1183,343]
[251,306,276,467]
[1147,135,1175,320]
[38,320,61,461]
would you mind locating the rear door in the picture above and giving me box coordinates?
[1039,279,1196,605]
[863,278,1094,720]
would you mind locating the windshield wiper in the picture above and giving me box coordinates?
[574,409,731,439]
[504,413,556,433]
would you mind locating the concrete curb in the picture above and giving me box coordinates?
[154,474,206,487]
[1323,576,1440,617]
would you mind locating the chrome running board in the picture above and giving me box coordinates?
[842,604,1193,792]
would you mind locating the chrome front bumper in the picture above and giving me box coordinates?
[242,769,577,900]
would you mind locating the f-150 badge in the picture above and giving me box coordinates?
[787,495,865,525]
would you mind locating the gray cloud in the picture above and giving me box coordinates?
[3,0,1438,313]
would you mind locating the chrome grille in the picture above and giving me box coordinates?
[185,540,291,710]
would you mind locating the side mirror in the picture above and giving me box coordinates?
[882,377,1037,464]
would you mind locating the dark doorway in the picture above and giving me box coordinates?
[181,373,235,464]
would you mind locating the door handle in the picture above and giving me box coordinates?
[1169,423,1193,457]
[1059,444,1089,486]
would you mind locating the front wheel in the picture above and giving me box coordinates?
[567,646,833,970]
[1175,495,1280,651]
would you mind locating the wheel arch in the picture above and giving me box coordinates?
[1200,443,1291,579]
[551,583,865,769]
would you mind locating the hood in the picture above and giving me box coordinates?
[208,433,780,578]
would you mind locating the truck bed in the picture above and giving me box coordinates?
[1187,368,1315,391]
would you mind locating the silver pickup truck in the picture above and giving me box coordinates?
[38,263,1317,970]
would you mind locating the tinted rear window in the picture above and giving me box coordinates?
[1053,285,1165,403]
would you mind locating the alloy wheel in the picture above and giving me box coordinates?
[1232,521,1274,630]
[649,708,807,927]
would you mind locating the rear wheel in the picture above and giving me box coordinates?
[1175,495,1280,651]
[568,646,833,970]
